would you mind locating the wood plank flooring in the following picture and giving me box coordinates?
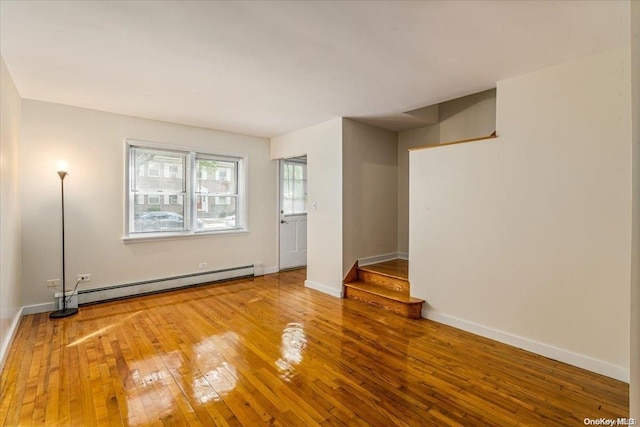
[0,269,628,426]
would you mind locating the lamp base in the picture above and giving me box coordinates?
[49,307,79,319]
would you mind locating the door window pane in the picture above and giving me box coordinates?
[283,161,307,215]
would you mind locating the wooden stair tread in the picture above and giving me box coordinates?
[344,281,423,304]
[344,259,423,318]
[357,266,408,282]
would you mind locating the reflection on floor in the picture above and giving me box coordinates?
[0,269,628,426]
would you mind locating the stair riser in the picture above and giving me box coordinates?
[345,287,423,319]
[357,270,409,293]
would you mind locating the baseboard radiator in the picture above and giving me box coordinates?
[77,264,254,306]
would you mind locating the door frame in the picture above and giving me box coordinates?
[278,156,308,270]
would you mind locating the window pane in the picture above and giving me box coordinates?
[293,181,304,199]
[132,194,186,233]
[196,158,236,195]
[133,147,185,192]
[196,195,237,231]
[282,161,307,215]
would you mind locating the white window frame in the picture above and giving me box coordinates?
[124,139,248,241]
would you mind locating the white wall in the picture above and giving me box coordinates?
[342,119,398,274]
[398,126,439,256]
[0,56,23,367]
[397,89,496,254]
[20,100,277,308]
[409,48,631,381]
[271,118,343,297]
[630,0,640,415]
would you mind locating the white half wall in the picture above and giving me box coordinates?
[20,100,277,307]
[397,89,496,255]
[271,118,344,297]
[0,56,23,368]
[409,48,631,381]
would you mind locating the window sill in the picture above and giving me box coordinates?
[123,229,250,244]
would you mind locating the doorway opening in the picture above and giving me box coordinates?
[279,156,307,270]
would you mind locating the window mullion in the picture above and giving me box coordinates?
[187,152,195,232]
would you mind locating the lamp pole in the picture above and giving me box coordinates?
[50,166,78,319]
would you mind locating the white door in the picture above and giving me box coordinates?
[279,158,307,269]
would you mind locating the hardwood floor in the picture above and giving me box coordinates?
[0,269,628,426]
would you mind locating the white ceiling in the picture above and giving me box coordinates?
[0,0,630,138]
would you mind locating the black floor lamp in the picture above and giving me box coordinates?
[50,162,78,319]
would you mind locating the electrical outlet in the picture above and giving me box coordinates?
[77,274,91,282]
[199,262,207,269]
[46,279,60,287]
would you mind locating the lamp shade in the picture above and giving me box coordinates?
[57,161,68,173]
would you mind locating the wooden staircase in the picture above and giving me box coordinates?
[344,260,424,319]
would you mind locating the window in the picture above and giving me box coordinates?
[147,162,160,177]
[282,160,307,215]
[195,156,239,230]
[197,168,208,180]
[216,168,231,182]
[127,142,245,237]
[164,164,181,179]
[167,195,181,205]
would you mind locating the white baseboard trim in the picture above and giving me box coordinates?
[425,311,629,382]
[0,307,24,372]
[23,302,55,315]
[397,252,408,260]
[264,266,279,275]
[305,280,343,298]
[358,253,405,267]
